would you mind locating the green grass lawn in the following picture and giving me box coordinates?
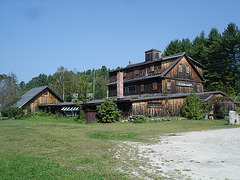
[0,117,236,179]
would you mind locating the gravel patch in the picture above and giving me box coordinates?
[121,128,240,179]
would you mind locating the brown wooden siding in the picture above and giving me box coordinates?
[207,94,236,114]
[123,79,162,96]
[165,56,202,81]
[26,90,61,113]
[161,59,175,72]
[108,55,204,97]
[109,85,117,97]
[131,98,185,117]
[162,79,203,94]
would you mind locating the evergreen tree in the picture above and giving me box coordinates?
[222,23,240,94]
[182,93,205,120]
[192,31,208,65]
[96,98,122,123]
[163,38,192,56]
[205,28,223,91]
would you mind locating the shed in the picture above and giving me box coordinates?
[15,86,64,114]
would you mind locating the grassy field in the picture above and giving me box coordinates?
[0,117,236,179]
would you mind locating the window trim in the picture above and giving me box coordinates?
[141,84,144,93]
[150,65,155,72]
[196,84,201,93]
[152,82,157,91]
[167,81,171,91]
[179,64,183,73]
[186,65,189,74]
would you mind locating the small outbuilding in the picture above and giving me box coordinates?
[15,86,64,114]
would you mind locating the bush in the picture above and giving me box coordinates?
[3,107,24,119]
[33,110,51,117]
[182,93,206,120]
[75,110,86,123]
[96,98,122,123]
[132,115,146,123]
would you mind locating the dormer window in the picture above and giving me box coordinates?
[179,64,182,72]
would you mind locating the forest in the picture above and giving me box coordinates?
[0,22,239,113]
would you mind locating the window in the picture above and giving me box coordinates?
[155,52,160,59]
[197,84,201,92]
[186,65,189,73]
[179,64,182,72]
[167,81,171,91]
[135,70,139,75]
[44,91,48,95]
[179,86,183,93]
[152,83,157,91]
[128,86,136,93]
[150,65,154,72]
[148,102,162,108]
[141,84,144,93]
[145,68,148,76]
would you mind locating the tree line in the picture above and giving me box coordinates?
[19,65,110,102]
[163,22,240,96]
[0,22,239,117]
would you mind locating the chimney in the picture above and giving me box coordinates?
[145,48,161,62]
[117,71,123,99]
[129,61,133,65]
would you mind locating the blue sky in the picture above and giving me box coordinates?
[0,0,239,83]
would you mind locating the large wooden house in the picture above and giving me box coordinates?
[104,49,235,119]
[18,49,236,122]
[108,49,205,98]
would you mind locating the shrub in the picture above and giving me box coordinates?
[132,115,146,123]
[75,110,86,123]
[96,98,122,123]
[3,107,24,119]
[34,110,51,117]
[182,93,206,120]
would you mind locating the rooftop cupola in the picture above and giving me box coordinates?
[145,48,161,62]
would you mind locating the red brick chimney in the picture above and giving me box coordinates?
[117,71,123,99]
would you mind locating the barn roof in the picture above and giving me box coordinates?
[14,86,64,108]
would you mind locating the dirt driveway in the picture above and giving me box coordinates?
[123,128,240,179]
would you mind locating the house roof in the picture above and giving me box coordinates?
[15,86,64,108]
[109,52,185,73]
[38,91,235,110]
[160,53,205,82]
[107,52,205,85]
[112,91,235,103]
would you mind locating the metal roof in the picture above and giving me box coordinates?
[119,91,235,103]
[109,52,185,73]
[107,52,205,86]
[14,86,63,108]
